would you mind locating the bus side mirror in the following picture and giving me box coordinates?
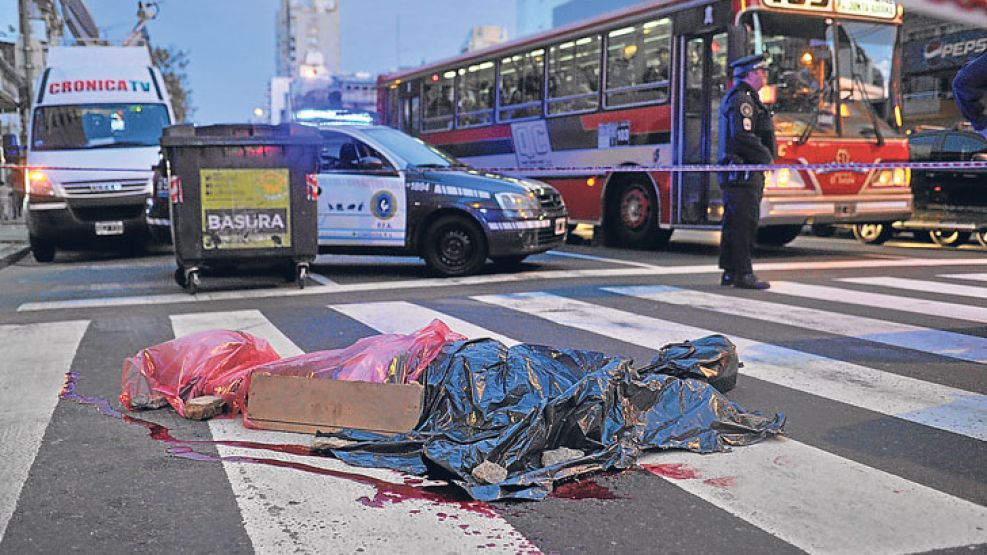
[2,133,21,161]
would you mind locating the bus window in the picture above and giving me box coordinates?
[457,61,495,127]
[548,35,600,116]
[423,71,455,132]
[499,48,545,121]
[605,18,671,107]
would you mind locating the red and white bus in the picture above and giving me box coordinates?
[378,0,911,248]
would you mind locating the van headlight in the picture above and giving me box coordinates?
[495,191,539,211]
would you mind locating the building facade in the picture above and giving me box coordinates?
[461,25,508,53]
[275,0,340,79]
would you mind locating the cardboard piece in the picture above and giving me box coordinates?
[247,373,424,434]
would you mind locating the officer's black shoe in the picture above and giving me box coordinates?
[720,272,734,286]
[734,273,770,290]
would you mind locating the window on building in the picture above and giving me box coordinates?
[423,71,455,132]
[605,18,672,107]
[547,35,600,115]
[499,48,545,121]
[457,61,495,127]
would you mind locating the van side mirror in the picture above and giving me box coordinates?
[357,156,384,170]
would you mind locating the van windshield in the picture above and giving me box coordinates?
[32,103,171,151]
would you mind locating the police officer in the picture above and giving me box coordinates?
[953,50,987,138]
[717,53,775,290]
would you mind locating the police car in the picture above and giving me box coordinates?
[313,125,567,276]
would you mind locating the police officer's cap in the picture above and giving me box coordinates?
[730,53,767,77]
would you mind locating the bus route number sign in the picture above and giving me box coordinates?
[761,0,897,18]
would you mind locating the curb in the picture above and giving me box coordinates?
[0,244,30,269]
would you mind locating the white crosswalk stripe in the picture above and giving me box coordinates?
[345,297,987,554]
[768,280,987,323]
[170,310,536,555]
[839,276,987,300]
[609,285,987,364]
[940,273,987,283]
[0,321,90,543]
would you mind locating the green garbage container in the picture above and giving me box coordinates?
[161,124,322,294]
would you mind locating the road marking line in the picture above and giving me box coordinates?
[543,250,661,268]
[613,285,987,365]
[940,273,987,283]
[330,301,517,346]
[170,310,536,555]
[20,256,987,312]
[768,281,987,323]
[0,320,90,543]
[476,290,987,441]
[305,271,336,286]
[638,438,987,554]
[840,276,987,300]
[342,298,987,553]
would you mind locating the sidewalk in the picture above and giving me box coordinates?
[0,220,29,268]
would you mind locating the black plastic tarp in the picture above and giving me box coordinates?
[317,334,785,501]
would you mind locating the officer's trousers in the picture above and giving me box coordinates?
[719,185,762,275]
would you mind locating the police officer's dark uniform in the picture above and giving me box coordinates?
[953,50,987,137]
[717,54,775,290]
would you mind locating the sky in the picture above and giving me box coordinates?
[84,0,517,124]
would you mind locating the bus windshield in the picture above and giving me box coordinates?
[32,103,171,151]
[744,12,900,140]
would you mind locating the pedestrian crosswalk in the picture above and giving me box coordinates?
[2,271,987,554]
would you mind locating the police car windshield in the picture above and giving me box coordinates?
[359,127,461,168]
[744,13,899,139]
[31,103,171,151]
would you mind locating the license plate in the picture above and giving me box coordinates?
[554,218,567,235]
[95,221,124,236]
[834,203,856,217]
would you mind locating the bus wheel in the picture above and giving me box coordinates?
[605,182,668,249]
[852,223,893,245]
[756,225,804,247]
[929,229,971,247]
[423,215,488,277]
[29,234,55,263]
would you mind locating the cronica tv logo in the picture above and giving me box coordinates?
[371,190,397,220]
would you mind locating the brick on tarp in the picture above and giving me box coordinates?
[184,395,226,420]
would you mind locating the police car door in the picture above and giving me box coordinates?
[673,6,728,225]
[316,132,407,247]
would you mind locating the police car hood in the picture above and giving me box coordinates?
[418,169,554,196]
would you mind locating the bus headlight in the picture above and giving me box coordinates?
[871,168,909,187]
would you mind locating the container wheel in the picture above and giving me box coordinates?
[174,267,187,287]
[29,234,55,263]
[422,214,488,277]
[296,264,308,289]
[185,270,200,295]
[929,229,971,247]
[852,223,893,245]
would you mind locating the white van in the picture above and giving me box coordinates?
[24,46,174,262]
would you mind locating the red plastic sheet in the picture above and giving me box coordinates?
[120,330,280,417]
[120,320,465,419]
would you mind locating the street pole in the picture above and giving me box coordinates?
[18,0,35,143]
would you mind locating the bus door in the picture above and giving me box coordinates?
[398,80,421,136]
[673,29,728,225]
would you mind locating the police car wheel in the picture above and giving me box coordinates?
[756,225,803,247]
[976,230,987,248]
[423,215,487,277]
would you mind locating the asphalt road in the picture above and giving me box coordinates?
[1,229,985,555]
